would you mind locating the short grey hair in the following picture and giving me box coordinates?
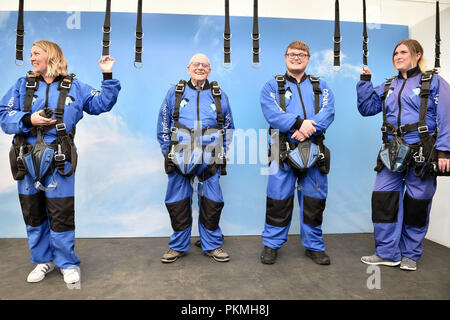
[188,53,210,67]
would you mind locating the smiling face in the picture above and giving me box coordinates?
[393,44,421,73]
[187,54,211,85]
[285,48,310,75]
[30,45,48,75]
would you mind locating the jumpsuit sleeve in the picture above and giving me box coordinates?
[356,76,385,117]
[221,92,235,153]
[310,80,335,135]
[157,87,175,155]
[260,80,299,132]
[434,75,450,153]
[0,78,31,135]
[79,78,121,115]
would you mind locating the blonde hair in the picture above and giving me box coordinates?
[392,39,427,72]
[285,40,310,56]
[32,40,68,77]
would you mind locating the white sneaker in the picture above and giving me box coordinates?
[61,267,80,284]
[27,261,55,283]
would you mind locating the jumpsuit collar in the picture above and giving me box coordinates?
[187,79,210,90]
[398,66,421,79]
[284,72,308,84]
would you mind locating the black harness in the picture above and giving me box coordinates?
[9,72,78,182]
[165,80,227,181]
[377,71,439,178]
[270,74,330,177]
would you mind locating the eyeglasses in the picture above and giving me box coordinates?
[190,62,210,68]
[285,53,310,59]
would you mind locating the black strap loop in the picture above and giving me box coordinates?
[223,0,231,68]
[252,0,260,67]
[134,0,143,68]
[102,0,112,57]
[15,0,25,66]
[362,0,369,66]
[333,0,341,69]
[434,0,441,71]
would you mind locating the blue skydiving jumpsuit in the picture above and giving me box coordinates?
[261,73,335,252]
[157,79,234,253]
[357,67,450,262]
[0,73,121,269]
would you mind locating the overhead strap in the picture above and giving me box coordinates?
[333,0,341,70]
[15,0,25,66]
[134,0,143,68]
[362,0,369,66]
[223,0,231,68]
[252,0,260,68]
[102,0,112,57]
[434,0,441,72]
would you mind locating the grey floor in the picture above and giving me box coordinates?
[0,234,449,300]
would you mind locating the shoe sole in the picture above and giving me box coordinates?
[361,257,400,267]
[61,267,80,284]
[27,266,55,283]
[400,265,417,271]
[260,257,276,265]
[205,253,230,262]
[161,252,185,263]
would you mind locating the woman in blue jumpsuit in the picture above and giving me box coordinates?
[357,39,450,271]
[0,40,121,283]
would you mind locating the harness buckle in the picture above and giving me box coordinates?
[421,73,433,82]
[218,129,225,136]
[26,80,37,89]
[170,127,178,134]
[414,147,425,163]
[418,125,428,134]
[55,123,67,132]
[399,125,407,135]
[380,126,387,133]
[275,75,285,83]
[59,79,72,90]
[212,85,221,97]
[175,83,185,94]
[317,152,325,160]
[54,144,66,162]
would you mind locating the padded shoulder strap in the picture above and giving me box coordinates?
[210,81,224,127]
[275,75,286,112]
[173,80,186,123]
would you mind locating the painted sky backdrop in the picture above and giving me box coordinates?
[0,10,408,238]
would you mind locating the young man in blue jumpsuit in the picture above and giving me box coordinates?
[357,39,450,271]
[157,53,234,263]
[260,41,335,265]
[0,40,121,283]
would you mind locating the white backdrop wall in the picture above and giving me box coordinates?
[0,0,448,246]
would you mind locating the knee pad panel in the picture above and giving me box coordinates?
[303,195,326,227]
[199,197,224,230]
[47,197,75,232]
[19,192,47,227]
[372,191,399,223]
[266,196,294,227]
[165,197,192,231]
[403,192,430,228]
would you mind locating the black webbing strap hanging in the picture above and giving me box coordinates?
[134,0,143,68]
[252,0,260,68]
[434,0,441,72]
[333,0,341,70]
[102,0,112,57]
[223,0,232,68]
[275,75,286,112]
[362,0,369,66]
[15,0,25,66]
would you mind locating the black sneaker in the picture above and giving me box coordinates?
[260,246,277,264]
[305,249,331,265]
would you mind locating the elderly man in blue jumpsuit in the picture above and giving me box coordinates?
[0,40,121,284]
[260,41,335,265]
[157,53,234,263]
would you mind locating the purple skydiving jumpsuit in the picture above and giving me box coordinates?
[356,66,450,261]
